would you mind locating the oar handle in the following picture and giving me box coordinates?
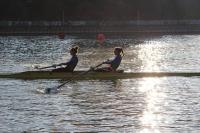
[89,61,105,70]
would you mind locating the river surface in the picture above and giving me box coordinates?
[0,35,200,132]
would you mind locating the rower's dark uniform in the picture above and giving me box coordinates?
[52,55,78,72]
[104,54,122,70]
[95,54,122,72]
[94,47,123,72]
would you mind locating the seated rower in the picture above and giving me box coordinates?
[52,46,79,72]
[94,47,124,72]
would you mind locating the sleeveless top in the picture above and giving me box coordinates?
[64,55,78,71]
[104,55,122,70]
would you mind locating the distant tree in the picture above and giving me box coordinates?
[1,0,200,21]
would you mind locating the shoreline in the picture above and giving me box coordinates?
[1,25,200,37]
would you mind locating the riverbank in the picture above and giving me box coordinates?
[1,25,200,37]
[1,20,200,37]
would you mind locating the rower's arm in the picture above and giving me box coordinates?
[59,57,73,66]
[52,62,68,67]
[103,59,113,64]
[58,62,69,66]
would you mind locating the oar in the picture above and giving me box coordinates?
[44,62,104,94]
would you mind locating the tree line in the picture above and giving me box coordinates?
[0,0,200,21]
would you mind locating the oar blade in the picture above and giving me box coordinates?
[45,86,61,94]
[36,86,60,94]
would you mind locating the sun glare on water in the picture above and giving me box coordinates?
[136,40,169,132]
[138,78,168,133]
[137,40,167,72]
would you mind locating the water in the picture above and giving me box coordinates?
[0,35,200,132]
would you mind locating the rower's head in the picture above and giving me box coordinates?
[114,47,124,56]
[70,46,79,55]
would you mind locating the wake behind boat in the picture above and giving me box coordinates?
[0,70,200,80]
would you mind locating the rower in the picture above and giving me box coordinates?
[52,46,79,72]
[94,47,124,72]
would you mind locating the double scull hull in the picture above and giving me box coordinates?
[0,71,200,80]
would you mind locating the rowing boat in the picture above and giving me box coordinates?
[0,70,200,80]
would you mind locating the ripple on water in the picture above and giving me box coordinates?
[0,35,200,132]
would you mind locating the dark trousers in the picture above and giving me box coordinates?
[52,67,73,72]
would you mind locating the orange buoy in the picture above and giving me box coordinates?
[58,32,65,39]
[96,33,106,45]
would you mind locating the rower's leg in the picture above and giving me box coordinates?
[52,68,66,72]
[94,67,112,72]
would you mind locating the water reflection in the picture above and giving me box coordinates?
[136,40,166,72]
[0,36,75,72]
[1,35,200,132]
[138,78,167,133]
[136,41,166,132]
[1,35,200,73]
[54,79,144,132]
